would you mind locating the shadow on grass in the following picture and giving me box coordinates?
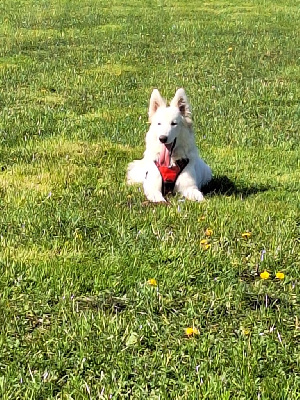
[203,175,270,198]
[243,292,295,311]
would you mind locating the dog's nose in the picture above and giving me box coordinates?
[159,135,168,143]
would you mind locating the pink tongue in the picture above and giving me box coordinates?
[159,143,171,166]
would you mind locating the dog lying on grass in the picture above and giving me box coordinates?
[127,88,212,202]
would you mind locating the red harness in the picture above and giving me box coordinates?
[155,159,189,195]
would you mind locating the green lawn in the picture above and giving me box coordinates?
[0,0,299,398]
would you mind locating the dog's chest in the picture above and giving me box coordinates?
[155,159,189,195]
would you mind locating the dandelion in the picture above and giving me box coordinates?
[147,278,157,286]
[227,47,233,51]
[200,239,211,250]
[275,272,285,280]
[185,327,199,336]
[242,328,250,335]
[260,270,270,280]
[205,228,213,237]
[242,232,252,239]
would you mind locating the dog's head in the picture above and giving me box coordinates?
[147,88,193,165]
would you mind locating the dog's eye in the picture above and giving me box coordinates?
[171,121,177,126]
[158,122,161,126]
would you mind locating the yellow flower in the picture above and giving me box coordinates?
[205,228,213,237]
[260,270,270,280]
[147,278,157,286]
[242,232,252,239]
[276,272,285,280]
[242,328,250,335]
[185,327,199,336]
[200,239,211,250]
[227,47,233,51]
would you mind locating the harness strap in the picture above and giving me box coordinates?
[155,158,189,196]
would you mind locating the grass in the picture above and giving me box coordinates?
[0,0,299,398]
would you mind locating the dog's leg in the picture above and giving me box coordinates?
[143,163,166,203]
[175,164,205,202]
[181,186,204,202]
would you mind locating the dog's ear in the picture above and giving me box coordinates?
[148,89,166,121]
[170,88,192,124]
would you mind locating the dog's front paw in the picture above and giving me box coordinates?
[183,188,204,202]
[146,191,166,203]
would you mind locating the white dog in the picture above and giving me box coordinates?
[127,88,212,202]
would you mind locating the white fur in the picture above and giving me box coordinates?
[127,88,212,202]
